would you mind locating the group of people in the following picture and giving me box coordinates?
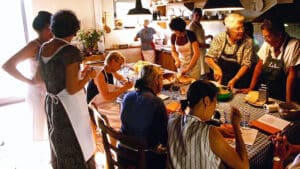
[2,7,300,169]
[169,9,300,103]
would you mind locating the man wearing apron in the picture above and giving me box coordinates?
[169,17,201,80]
[242,18,300,102]
[134,19,157,63]
[187,8,211,79]
[205,13,253,89]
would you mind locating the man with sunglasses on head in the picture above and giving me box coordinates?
[241,18,300,102]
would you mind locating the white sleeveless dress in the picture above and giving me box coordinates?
[25,39,48,141]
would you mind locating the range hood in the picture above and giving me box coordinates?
[128,0,151,15]
[252,0,300,23]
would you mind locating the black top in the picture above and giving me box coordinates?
[86,69,114,103]
[39,45,82,94]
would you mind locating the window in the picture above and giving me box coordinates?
[0,0,33,98]
[114,0,152,27]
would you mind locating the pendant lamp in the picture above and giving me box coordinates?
[203,0,244,11]
[128,0,151,15]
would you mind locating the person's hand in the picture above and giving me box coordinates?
[218,124,235,138]
[180,67,189,75]
[123,81,134,90]
[28,78,41,85]
[175,60,181,68]
[87,68,97,79]
[230,106,241,127]
[270,134,291,161]
[227,78,237,90]
[213,68,223,83]
[238,88,251,94]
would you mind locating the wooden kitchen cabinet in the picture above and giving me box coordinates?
[156,50,177,71]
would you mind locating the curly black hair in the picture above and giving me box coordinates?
[169,17,186,32]
[50,10,80,38]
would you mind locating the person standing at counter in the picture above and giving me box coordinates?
[89,51,133,107]
[134,19,156,63]
[169,17,202,80]
[2,11,52,141]
[205,13,253,89]
[241,18,300,102]
[120,65,168,169]
[34,10,97,168]
[168,80,249,169]
[187,8,211,80]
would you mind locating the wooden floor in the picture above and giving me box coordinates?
[0,101,106,169]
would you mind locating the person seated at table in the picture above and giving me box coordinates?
[240,17,300,102]
[169,17,202,80]
[168,80,249,169]
[270,133,300,169]
[120,65,168,169]
[205,13,253,89]
[89,51,133,107]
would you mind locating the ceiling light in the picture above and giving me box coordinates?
[128,0,151,15]
[203,0,244,12]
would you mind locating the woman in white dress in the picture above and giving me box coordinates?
[2,11,52,141]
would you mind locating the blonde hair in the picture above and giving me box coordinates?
[224,13,245,29]
[135,65,163,93]
[104,51,125,65]
[143,19,150,27]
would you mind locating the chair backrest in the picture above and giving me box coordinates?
[90,104,148,169]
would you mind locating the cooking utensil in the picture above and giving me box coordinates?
[103,12,111,33]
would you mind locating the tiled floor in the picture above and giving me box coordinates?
[0,101,106,169]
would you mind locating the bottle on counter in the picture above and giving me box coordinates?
[258,84,268,104]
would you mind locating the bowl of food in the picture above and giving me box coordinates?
[217,86,232,101]
[278,102,300,121]
[162,73,175,90]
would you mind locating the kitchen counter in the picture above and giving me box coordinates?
[155,48,177,71]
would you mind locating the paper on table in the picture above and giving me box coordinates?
[241,128,258,145]
[257,114,290,130]
[225,128,258,147]
[158,94,170,100]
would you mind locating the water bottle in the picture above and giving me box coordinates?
[259,84,268,104]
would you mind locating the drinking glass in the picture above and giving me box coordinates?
[170,84,180,100]
[240,111,251,129]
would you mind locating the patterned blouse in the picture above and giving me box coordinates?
[206,32,253,67]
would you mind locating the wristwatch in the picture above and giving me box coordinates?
[273,156,281,162]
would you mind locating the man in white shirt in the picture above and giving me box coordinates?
[241,18,300,102]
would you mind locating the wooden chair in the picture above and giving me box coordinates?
[90,104,148,169]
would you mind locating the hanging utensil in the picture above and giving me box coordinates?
[103,12,111,33]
